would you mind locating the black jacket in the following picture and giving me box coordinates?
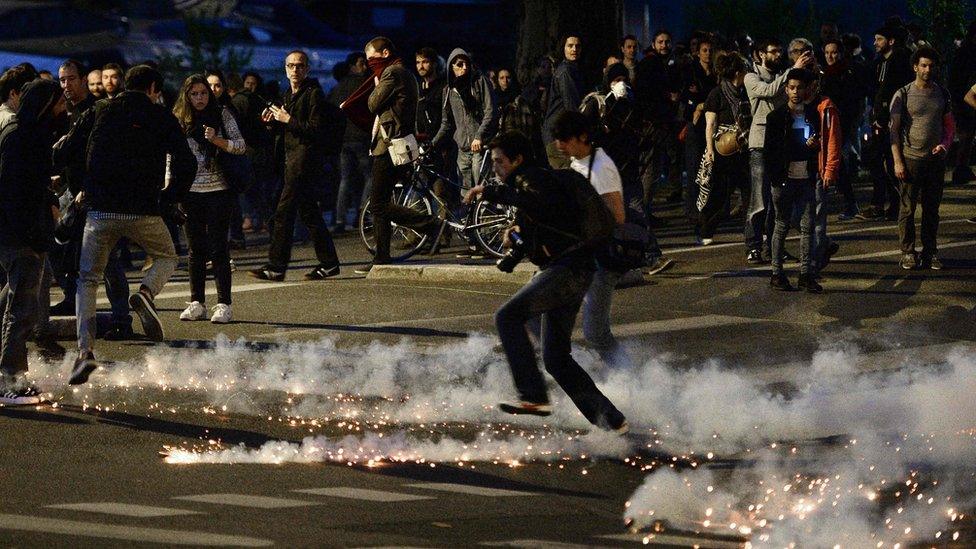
[273,78,344,185]
[416,74,445,141]
[481,165,591,268]
[0,79,63,252]
[634,52,678,124]
[542,60,584,142]
[873,47,913,126]
[84,91,196,215]
[231,89,273,151]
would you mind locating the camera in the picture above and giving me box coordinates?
[496,231,526,273]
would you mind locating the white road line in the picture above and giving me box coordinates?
[599,315,764,338]
[0,513,271,547]
[404,483,539,497]
[93,281,301,306]
[663,217,970,255]
[294,487,433,502]
[46,503,202,517]
[173,494,318,508]
[600,532,747,548]
[482,540,613,548]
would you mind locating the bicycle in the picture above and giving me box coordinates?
[358,149,516,261]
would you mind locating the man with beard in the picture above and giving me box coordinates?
[744,38,813,264]
[101,63,124,99]
[414,47,444,143]
[856,26,914,221]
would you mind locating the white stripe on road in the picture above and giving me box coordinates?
[0,513,271,546]
[173,494,318,508]
[404,483,539,497]
[96,282,302,306]
[600,532,748,548]
[482,541,613,548]
[294,487,433,502]
[600,315,764,338]
[46,503,202,517]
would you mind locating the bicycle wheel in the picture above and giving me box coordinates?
[359,183,435,262]
[470,199,516,259]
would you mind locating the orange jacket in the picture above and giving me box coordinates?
[816,96,842,183]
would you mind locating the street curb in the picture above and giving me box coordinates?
[366,262,537,284]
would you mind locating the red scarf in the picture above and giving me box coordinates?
[340,57,401,132]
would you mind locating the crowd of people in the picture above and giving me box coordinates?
[0,17,973,427]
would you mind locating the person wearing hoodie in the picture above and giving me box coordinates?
[0,78,66,404]
[249,50,344,282]
[432,48,498,191]
[543,35,584,169]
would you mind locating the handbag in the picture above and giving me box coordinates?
[379,123,419,166]
[715,123,743,156]
[216,118,255,193]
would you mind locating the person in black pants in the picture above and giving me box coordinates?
[172,75,247,324]
[249,50,343,282]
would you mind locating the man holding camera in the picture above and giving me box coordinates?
[463,131,628,433]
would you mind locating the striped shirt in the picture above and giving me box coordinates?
[185,106,247,193]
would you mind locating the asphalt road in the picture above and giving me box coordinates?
[1,177,975,548]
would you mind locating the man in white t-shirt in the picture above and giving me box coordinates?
[552,111,630,365]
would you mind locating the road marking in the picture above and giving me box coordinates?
[404,483,539,497]
[663,217,970,255]
[601,532,747,548]
[482,541,612,548]
[0,513,271,546]
[173,494,318,508]
[294,487,433,502]
[95,282,302,306]
[46,503,202,517]
[599,315,764,338]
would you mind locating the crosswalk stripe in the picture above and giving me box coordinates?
[294,487,433,502]
[173,494,318,508]
[0,513,271,546]
[404,483,539,497]
[600,532,747,548]
[46,503,202,517]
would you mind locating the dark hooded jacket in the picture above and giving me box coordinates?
[542,58,584,142]
[432,48,497,151]
[416,70,445,141]
[0,79,62,252]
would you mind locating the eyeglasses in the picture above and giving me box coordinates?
[452,60,468,68]
[285,63,308,70]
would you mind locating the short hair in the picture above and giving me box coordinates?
[620,34,639,48]
[912,46,940,66]
[226,72,244,92]
[243,71,262,85]
[59,59,86,76]
[38,70,53,78]
[788,37,814,54]
[366,37,395,56]
[15,63,39,79]
[415,47,438,63]
[102,62,124,75]
[0,66,34,102]
[346,51,366,65]
[552,110,591,141]
[715,52,747,80]
[286,50,309,64]
[652,29,671,41]
[755,37,782,55]
[124,64,163,93]
[840,33,861,52]
[786,68,816,85]
[823,39,844,53]
[488,131,533,163]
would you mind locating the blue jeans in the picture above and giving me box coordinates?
[0,246,44,379]
[771,179,816,275]
[813,179,830,272]
[495,260,625,428]
[581,267,632,367]
[745,148,774,252]
[337,141,372,227]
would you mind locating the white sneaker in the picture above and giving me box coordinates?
[179,301,207,321]
[210,303,232,324]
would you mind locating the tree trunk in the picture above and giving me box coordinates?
[515,0,623,92]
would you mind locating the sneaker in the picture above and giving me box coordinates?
[247,268,285,282]
[920,255,943,270]
[854,206,883,221]
[770,272,793,291]
[644,255,675,275]
[456,246,484,259]
[900,253,917,270]
[0,384,44,405]
[967,216,976,224]
[49,299,75,317]
[797,273,824,294]
[821,241,840,270]
[69,351,99,385]
[746,249,765,264]
[612,419,631,435]
[141,257,154,272]
[179,301,207,321]
[837,209,859,221]
[103,324,134,341]
[498,400,552,417]
[304,264,340,280]
[354,263,376,275]
[699,237,713,246]
[129,290,164,342]
[210,303,232,324]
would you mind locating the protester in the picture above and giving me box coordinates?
[101,63,124,99]
[463,130,629,433]
[229,69,274,235]
[681,34,717,221]
[72,65,197,384]
[820,38,866,220]
[0,79,66,404]
[890,47,955,271]
[249,50,344,282]
[329,52,372,233]
[87,69,105,99]
[620,35,640,82]
[542,34,584,169]
[173,74,247,323]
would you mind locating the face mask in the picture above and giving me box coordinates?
[610,80,629,99]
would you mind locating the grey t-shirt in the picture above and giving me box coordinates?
[889,82,949,160]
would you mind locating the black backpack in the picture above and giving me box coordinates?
[86,98,158,184]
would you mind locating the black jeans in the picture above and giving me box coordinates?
[898,157,945,256]
[699,152,748,239]
[267,176,339,272]
[370,153,435,263]
[868,129,899,214]
[495,259,626,429]
[184,190,234,305]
